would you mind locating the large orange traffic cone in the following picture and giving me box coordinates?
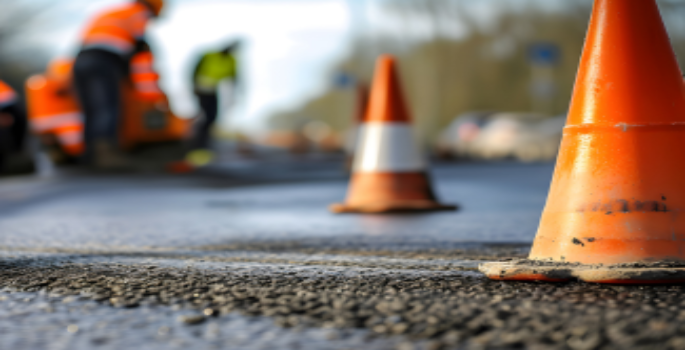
[330,55,456,214]
[480,0,685,284]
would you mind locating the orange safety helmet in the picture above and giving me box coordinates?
[138,0,164,16]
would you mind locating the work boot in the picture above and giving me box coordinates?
[185,149,215,167]
[93,140,132,171]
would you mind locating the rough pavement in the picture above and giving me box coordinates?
[2,161,683,349]
[4,255,685,350]
[0,290,409,350]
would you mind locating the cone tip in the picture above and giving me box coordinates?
[377,54,396,67]
[364,53,411,123]
[567,0,685,125]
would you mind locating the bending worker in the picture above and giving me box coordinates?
[188,41,241,165]
[0,80,27,171]
[73,0,164,168]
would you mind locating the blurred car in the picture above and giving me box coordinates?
[436,111,495,159]
[438,112,566,162]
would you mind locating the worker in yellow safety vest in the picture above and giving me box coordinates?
[0,80,27,171]
[72,0,164,168]
[187,40,241,166]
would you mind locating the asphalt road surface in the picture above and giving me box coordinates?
[2,159,684,350]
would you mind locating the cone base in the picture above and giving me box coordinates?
[480,261,685,284]
[329,200,457,214]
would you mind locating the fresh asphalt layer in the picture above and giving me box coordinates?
[0,161,547,250]
[3,160,684,349]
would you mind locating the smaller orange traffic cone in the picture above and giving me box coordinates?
[345,82,370,171]
[330,55,456,214]
[355,82,370,125]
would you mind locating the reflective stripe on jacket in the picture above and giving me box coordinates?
[25,73,85,156]
[81,3,151,57]
[0,80,17,109]
[130,51,165,102]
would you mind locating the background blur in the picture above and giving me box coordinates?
[3,0,685,160]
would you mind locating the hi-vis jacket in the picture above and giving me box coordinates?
[0,80,18,110]
[193,52,238,93]
[130,51,165,102]
[80,2,152,58]
[25,61,85,156]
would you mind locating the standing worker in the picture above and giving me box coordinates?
[0,80,27,172]
[72,0,164,168]
[188,41,241,166]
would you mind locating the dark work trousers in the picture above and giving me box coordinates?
[193,92,219,149]
[0,104,27,152]
[73,49,126,161]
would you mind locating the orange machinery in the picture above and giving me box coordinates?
[25,58,192,163]
[119,82,192,151]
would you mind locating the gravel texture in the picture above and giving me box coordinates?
[3,162,679,349]
[0,244,528,273]
[0,291,410,350]
[3,258,685,350]
[197,243,531,261]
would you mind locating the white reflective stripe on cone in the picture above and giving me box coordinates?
[57,130,83,146]
[353,122,426,172]
[31,112,83,132]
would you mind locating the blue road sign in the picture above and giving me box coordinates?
[528,43,560,66]
[334,72,355,89]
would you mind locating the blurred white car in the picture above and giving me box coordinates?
[438,112,566,162]
[436,111,494,159]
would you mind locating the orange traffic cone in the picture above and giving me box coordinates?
[330,55,456,214]
[480,0,685,284]
[345,83,370,171]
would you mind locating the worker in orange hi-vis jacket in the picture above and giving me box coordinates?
[72,0,164,169]
[0,80,27,171]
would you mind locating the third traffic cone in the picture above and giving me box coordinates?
[330,55,456,214]
[345,82,370,171]
[480,0,685,284]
